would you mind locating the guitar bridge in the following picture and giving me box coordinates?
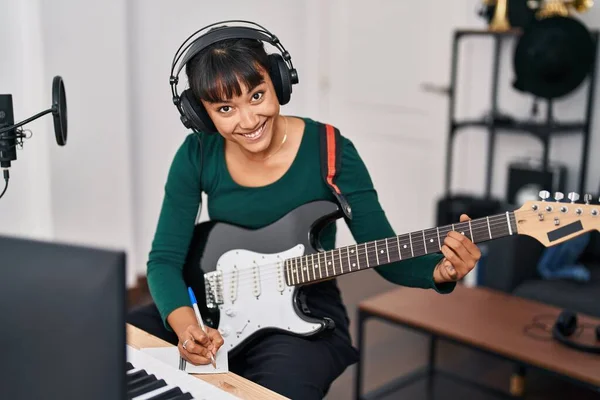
[204,271,223,309]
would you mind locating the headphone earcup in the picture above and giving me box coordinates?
[555,310,578,337]
[179,89,217,133]
[268,53,292,105]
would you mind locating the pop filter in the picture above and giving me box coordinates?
[0,75,69,199]
[52,76,67,146]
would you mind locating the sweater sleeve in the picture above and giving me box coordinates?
[147,134,204,330]
[336,136,455,294]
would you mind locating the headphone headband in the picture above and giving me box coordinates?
[175,27,276,76]
[170,20,295,83]
[169,20,299,134]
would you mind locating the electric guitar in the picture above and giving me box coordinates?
[182,190,599,355]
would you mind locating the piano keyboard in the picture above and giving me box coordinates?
[126,345,238,400]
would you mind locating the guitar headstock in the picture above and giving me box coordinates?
[514,191,600,247]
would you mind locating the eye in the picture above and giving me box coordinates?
[251,91,264,101]
[218,105,232,113]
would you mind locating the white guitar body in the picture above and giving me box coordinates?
[208,245,328,352]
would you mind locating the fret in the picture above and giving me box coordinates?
[374,241,380,265]
[468,220,473,241]
[423,228,438,254]
[439,225,451,239]
[294,258,300,284]
[313,253,321,280]
[412,232,426,257]
[302,256,308,283]
[396,236,402,260]
[436,227,441,250]
[302,256,309,282]
[286,260,292,285]
[346,246,352,271]
[320,252,328,278]
[309,255,315,281]
[385,238,390,263]
[364,243,370,268]
[422,230,427,253]
[330,250,336,275]
[506,212,513,235]
[338,248,344,274]
[409,233,414,257]
[399,234,412,260]
[487,216,492,239]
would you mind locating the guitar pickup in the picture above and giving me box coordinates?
[276,261,285,293]
[252,262,261,298]
[230,266,238,304]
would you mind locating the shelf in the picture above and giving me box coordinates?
[452,118,587,141]
[455,28,523,38]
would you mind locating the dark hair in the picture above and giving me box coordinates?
[185,38,270,103]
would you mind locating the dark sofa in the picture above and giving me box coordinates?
[479,230,600,318]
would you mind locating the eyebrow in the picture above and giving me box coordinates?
[210,81,266,104]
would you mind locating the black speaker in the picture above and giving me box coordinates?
[506,161,567,205]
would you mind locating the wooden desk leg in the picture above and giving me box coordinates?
[510,365,526,397]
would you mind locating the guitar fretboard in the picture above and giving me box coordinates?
[284,212,517,286]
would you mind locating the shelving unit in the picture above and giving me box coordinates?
[444,29,599,199]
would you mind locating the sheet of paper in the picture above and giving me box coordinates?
[141,346,229,374]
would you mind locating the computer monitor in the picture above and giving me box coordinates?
[0,235,127,400]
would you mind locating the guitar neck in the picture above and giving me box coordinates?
[284,211,517,286]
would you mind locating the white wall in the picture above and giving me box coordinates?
[0,0,53,240]
[2,1,599,286]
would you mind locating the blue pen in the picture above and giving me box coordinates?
[188,287,217,369]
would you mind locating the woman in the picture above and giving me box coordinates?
[128,24,481,399]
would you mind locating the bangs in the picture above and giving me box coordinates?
[191,52,266,103]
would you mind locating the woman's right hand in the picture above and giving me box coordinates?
[177,324,224,366]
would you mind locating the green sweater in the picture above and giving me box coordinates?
[147,117,455,329]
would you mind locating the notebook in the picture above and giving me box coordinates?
[141,346,229,374]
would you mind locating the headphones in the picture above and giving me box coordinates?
[169,20,299,134]
[552,309,600,355]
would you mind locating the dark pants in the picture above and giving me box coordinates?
[127,303,357,400]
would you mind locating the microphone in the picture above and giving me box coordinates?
[0,94,17,168]
[0,76,68,200]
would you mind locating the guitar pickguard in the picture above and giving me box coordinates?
[213,245,326,352]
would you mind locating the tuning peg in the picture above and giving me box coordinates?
[568,192,580,203]
[554,192,564,202]
[584,194,592,205]
[539,190,550,201]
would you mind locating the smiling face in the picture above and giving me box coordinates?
[200,69,282,157]
[185,38,286,159]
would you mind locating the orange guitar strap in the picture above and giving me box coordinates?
[319,123,353,220]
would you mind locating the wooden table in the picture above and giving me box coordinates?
[354,285,600,400]
[127,324,288,400]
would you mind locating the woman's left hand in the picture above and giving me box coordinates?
[433,214,482,284]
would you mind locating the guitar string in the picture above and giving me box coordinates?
[198,206,595,289]
[196,213,529,288]
[201,208,591,288]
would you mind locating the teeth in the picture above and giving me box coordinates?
[243,123,265,138]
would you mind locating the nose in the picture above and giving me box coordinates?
[238,107,260,131]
